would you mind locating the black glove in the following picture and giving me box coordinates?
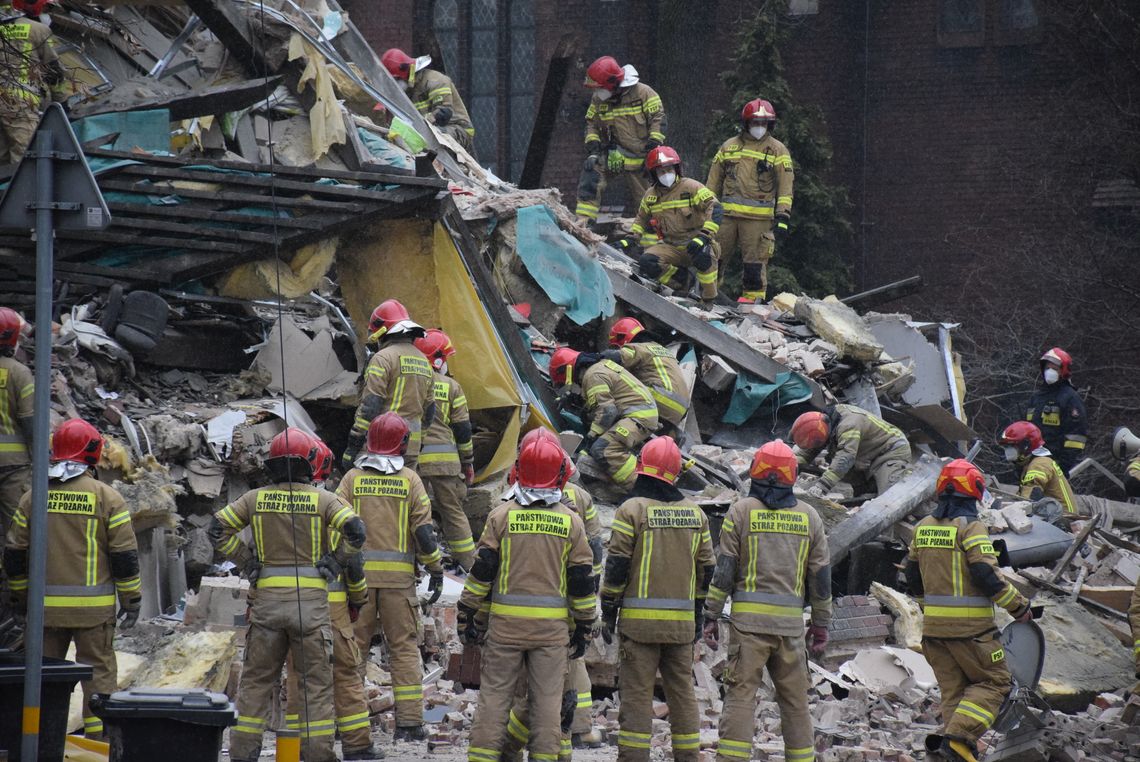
[316,553,343,584]
[569,621,591,659]
[585,139,603,156]
[693,606,705,644]
[613,237,638,255]
[457,604,482,645]
[243,557,262,587]
[428,571,443,604]
[644,139,661,153]
[560,688,577,732]
[600,597,619,644]
[117,597,141,629]
[433,106,453,126]
[687,235,712,270]
[577,435,597,458]
[774,213,790,245]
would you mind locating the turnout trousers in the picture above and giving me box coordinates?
[593,418,652,488]
[423,473,476,570]
[43,621,117,739]
[616,634,700,762]
[353,585,425,727]
[923,632,1011,745]
[716,217,773,301]
[575,164,649,221]
[642,241,720,301]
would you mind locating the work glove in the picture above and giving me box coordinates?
[348,602,362,623]
[693,606,705,645]
[117,597,141,630]
[433,106,453,126]
[463,464,475,487]
[577,435,597,458]
[569,621,592,660]
[806,624,829,657]
[243,557,262,587]
[427,571,444,604]
[340,450,357,472]
[457,604,483,646]
[644,139,661,153]
[583,155,601,172]
[774,213,790,245]
[316,552,344,584]
[585,139,603,156]
[687,235,712,271]
[606,149,624,173]
[701,615,719,650]
[806,481,829,499]
[599,597,619,644]
[1011,601,1033,624]
[560,689,577,733]
[613,237,637,254]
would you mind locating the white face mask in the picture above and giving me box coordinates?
[438,361,448,376]
[594,88,613,102]
[1043,368,1060,384]
[748,124,768,140]
[1003,446,1021,463]
[657,170,677,188]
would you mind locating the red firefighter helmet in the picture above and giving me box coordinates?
[509,428,571,485]
[516,436,570,490]
[936,458,986,501]
[645,146,682,172]
[51,419,103,465]
[608,317,645,349]
[414,328,456,370]
[1039,347,1072,380]
[548,347,581,387]
[367,412,410,456]
[368,299,420,342]
[790,411,830,450]
[0,307,23,349]
[750,440,798,486]
[636,436,682,485]
[311,439,334,482]
[584,56,623,91]
[999,421,1045,455]
[14,0,52,15]
[381,48,416,81]
[741,98,777,124]
[268,427,318,463]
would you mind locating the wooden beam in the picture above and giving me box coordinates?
[71,77,283,121]
[840,275,925,309]
[97,180,368,213]
[54,228,248,254]
[106,202,330,231]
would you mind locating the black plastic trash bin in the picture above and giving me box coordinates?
[0,652,93,762]
[90,688,236,762]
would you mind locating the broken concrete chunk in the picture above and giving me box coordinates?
[1002,503,1035,535]
[793,296,884,363]
[868,582,924,651]
[699,354,737,391]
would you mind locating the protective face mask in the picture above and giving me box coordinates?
[1043,368,1060,384]
[438,361,448,376]
[657,170,677,188]
[594,88,613,102]
[748,124,768,140]
[1003,446,1021,463]
[400,80,412,91]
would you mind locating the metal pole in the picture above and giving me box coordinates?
[22,125,56,761]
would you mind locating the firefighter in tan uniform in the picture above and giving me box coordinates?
[212,427,366,762]
[462,436,596,762]
[0,307,33,541]
[549,348,658,488]
[4,418,140,739]
[999,421,1077,515]
[575,55,666,222]
[905,459,1032,762]
[1130,575,1140,687]
[381,48,475,152]
[706,98,794,303]
[616,146,725,303]
[702,440,831,762]
[344,299,436,470]
[0,0,63,164]
[414,329,477,570]
[340,412,444,741]
[606,317,690,438]
[282,438,380,761]
[791,405,912,498]
[601,437,714,762]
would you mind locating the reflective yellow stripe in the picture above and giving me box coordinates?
[718,738,752,758]
[618,730,651,749]
[337,711,370,731]
[44,595,116,607]
[85,519,97,586]
[469,748,499,762]
[955,699,995,727]
[1063,440,1085,448]
[115,577,141,593]
[611,519,635,537]
[258,576,328,589]
[621,608,692,621]
[732,602,803,618]
[364,560,415,573]
[328,590,347,602]
[107,511,131,529]
[489,603,568,619]
[673,732,700,750]
[0,443,27,452]
[923,605,994,618]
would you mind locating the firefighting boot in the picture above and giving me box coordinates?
[343,743,386,760]
[571,729,605,748]
[393,724,428,742]
[939,737,979,762]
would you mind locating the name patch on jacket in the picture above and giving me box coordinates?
[914,525,958,549]
[647,505,702,529]
[47,491,96,514]
[507,510,570,538]
[433,380,450,402]
[255,490,318,514]
[399,355,432,378]
[749,509,808,535]
[648,344,673,358]
[353,475,410,499]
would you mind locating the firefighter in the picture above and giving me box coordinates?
[413,328,477,571]
[998,421,1077,515]
[340,412,443,741]
[1130,574,1140,686]
[706,98,794,304]
[548,347,658,488]
[575,55,666,223]
[790,405,912,498]
[614,146,724,304]
[4,418,140,740]
[0,0,63,165]
[0,307,33,542]
[905,459,1032,762]
[343,299,435,471]
[212,427,366,762]
[598,436,712,762]
[282,436,380,761]
[1025,347,1087,476]
[462,434,595,762]
[381,48,474,151]
[1111,426,1140,498]
[702,440,831,762]
[605,316,690,439]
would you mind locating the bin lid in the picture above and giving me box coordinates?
[92,688,237,726]
[0,654,94,683]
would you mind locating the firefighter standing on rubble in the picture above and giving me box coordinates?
[462,434,596,762]
[905,459,1032,762]
[575,55,666,224]
[605,316,691,440]
[0,307,33,543]
[615,146,725,304]
[0,0,63,165]
[339,412,444,742]
[601,436,713,762]
[381,48,475,152]
[548,347,658,488]
[998,421,1077,515]
[790,404,912,498]
[4,418,141,740]
[706,98,794,304]
[413,329,478,571]
[702,440,831,762]
[1025,347,1087,476]
[212,427,367,762]
[343,299,435,471]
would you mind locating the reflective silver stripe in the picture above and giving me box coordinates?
[327,580,346,592]
[261,566,322,578]
[45,584,114,596]
[420,444,458,454]
[623,597,692,611]
[0,433,26,443]
[732,591,804,607]
[923,594,992,607]
[1067,435,1088,443]
[363,550,415,563]
[722,196,775,208]
[493,593,569,608]
[621,404,658,416]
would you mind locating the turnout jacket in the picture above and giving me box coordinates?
[614,341,690,428]
[1130,575,1140,676]
[603,495,714,644]
[630,177,723,248]
[563,481,604,577]
[1018,454,1076,513]
[581,359,658,437]
[5,473,140,627]
[0,355,33,467]
[350,340,435,451]
[705,132,794,221]
[1025,382,1087,474]
[0,15,59,107]
[409,68,474,138]
[705,496,831,636]
[583,82,666,166]
[418,372,473,477]
[793,404,910,489]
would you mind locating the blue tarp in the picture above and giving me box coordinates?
[515,205,615,325]
[72,109,172,154]
[707,322,814,425]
